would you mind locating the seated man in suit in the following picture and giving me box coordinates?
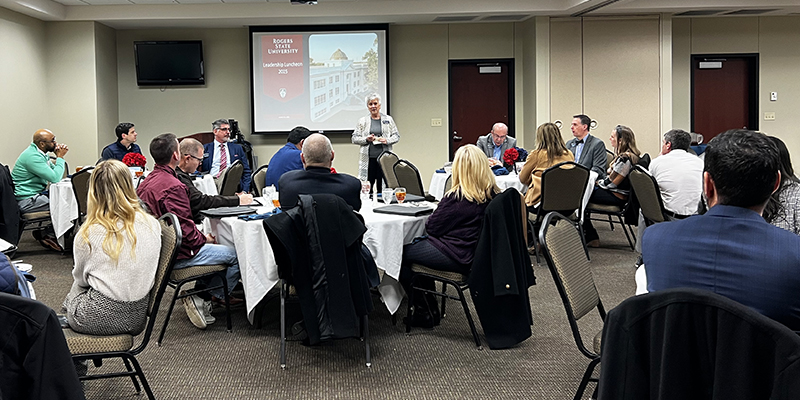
[177,138,253,223]
[200,118,251,191]
[566,114,607,178]
[100,122,142,162]
[476,122,516,163]
[264,126,312,191]
[279,133,361,211]
[642,129,800,330]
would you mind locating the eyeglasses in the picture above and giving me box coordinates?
[184,154,203,161]
[217,127,230,132]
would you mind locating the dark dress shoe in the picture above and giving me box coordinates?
[425,294,441,326]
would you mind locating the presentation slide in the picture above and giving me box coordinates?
[250,26,388,134]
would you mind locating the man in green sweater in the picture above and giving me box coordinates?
[11,129,69,250]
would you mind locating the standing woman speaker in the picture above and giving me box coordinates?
[351,93,400,192]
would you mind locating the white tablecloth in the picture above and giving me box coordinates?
[50,173,218,246]
[428,171,528,200]
[203,198,431,323]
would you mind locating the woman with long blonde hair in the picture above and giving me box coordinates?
[63,159,160,335]
[399,145,499,328]
[519,122,575,207]
[583,124,641,247]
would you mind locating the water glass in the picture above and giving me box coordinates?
[262,185,275,200]
[394,187,407,204]
[382,188,394,205]
[271,191,281,209]
[360,180,371,201]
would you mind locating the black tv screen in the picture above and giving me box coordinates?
[134,41,205,86]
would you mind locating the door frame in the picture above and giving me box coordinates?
[447,58,515,160]
[690,53,759,134]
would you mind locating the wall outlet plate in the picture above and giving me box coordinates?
[764,112,776,121]
[431,118,443,127]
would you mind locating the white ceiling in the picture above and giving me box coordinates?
[2,0,800,29]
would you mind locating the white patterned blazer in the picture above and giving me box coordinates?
[351,113,400,181]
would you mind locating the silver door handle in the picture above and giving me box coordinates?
[453,131,462,141]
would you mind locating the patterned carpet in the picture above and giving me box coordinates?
[18,221,638,400]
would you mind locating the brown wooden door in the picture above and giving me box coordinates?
[449,60,514,159]
[692,55,758,142]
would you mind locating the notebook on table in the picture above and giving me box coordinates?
[200,206,256,218]
[372,205,434,217]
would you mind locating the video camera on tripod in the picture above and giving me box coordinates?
[227,119,254,180]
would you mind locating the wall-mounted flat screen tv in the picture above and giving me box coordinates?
[134,41,205,86]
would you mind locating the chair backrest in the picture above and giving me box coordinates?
[539,212,604,358]
[251,164,268,194]
[393,159,425,196]
[605,150,614,170]
[539,162,590,216]
[638,152,651,169]
[219,160,243,196]
[378,151,400,188]
[628,165,666,226]
[134,213,181,355]
[179,132,215,145]
[443,174,453,194]
[70,166,94,225]
[598,288,800,399]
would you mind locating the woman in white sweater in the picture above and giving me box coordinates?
[64,159,160,335]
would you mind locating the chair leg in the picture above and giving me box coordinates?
[157,284,183,346]
[122,357,142,394]
[617,215,635,250]
[363,315,371,368]
[606,215,614,230]
[574,357,601,400]
[440,284,447,319]
[574,221,591,260]
[280,281,287,369]
[455,286,482,350]
[405,275,417,334]
[125,355,156,400]
[222,276,232,333]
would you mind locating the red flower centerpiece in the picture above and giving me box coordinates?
[503,147,528,173]
[122,153,147,168]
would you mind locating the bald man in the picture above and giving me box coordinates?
[476,122,517,161]
[11,129,69,250]
[278,133,362,211]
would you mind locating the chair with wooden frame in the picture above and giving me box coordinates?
[539,212,606,400]
[63,213,181,400]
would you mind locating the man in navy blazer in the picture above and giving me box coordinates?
[566,114,607,178]
[642,129,800,330]
[200,118,251,191]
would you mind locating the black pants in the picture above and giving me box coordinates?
[583,188,627,242]
[367,157,384,192]
[399,238,469,298]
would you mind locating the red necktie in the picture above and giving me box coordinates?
[217,143,227,178]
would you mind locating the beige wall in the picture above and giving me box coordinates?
[45,22,100,169]
[0,8,47,165]
[548,17,662,157]
[671,16,800,159]
[94,22,119,157]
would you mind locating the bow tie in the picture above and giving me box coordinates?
[575,139,584,144]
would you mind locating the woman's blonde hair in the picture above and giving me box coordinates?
[79,159,148,263]
[613,125,641,164]
[536,122,570,163]
[446,144,500,203]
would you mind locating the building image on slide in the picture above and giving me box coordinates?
[308,33,378,123]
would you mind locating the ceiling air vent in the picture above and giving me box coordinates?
[724,9,779,15]
[481,14,530,22]
[675,10,726,16]
[433,15,478,22]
